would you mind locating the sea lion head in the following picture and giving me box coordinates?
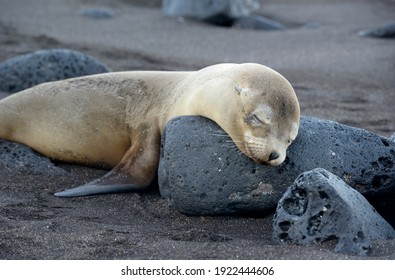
[229,64,300,166]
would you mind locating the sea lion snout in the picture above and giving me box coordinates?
[268,151,280,161]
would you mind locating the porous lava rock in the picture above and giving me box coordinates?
[158,116,395,216]
[0,49,111,93]
[0,139,68,176]
[272,168,395,255]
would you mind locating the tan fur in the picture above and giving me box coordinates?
[0,63,300,196]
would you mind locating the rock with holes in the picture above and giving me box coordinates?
[0,139,68,176]
[273,168,395,255]
[158,116,395,216]
[0,49,111,93]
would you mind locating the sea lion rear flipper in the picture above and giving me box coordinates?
[54,170,147,197]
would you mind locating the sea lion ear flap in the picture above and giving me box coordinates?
[235,85,250,96]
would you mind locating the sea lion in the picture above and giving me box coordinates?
[0,63,300,197]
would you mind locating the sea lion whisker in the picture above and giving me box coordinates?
[209,133,232,138]
[222,143,239,149]
[211,129,229,134]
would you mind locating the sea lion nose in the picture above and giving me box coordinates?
[268,151,280,161]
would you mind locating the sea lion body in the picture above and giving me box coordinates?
[0,71,186,168]
[0,63,300,196]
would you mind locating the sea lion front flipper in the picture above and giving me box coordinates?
[54,170,147,197]
[54,132,161,197]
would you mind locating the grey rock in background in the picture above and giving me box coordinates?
[358,22,395,38]
[273,168,395,255]
[162,0,288,30]
[0,49,111,93]
[78,7,116,19]
[232,15,286,30]
[162,0,261,20]
[158,116,395,216]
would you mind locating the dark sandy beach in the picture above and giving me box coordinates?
[0,0,394,259]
